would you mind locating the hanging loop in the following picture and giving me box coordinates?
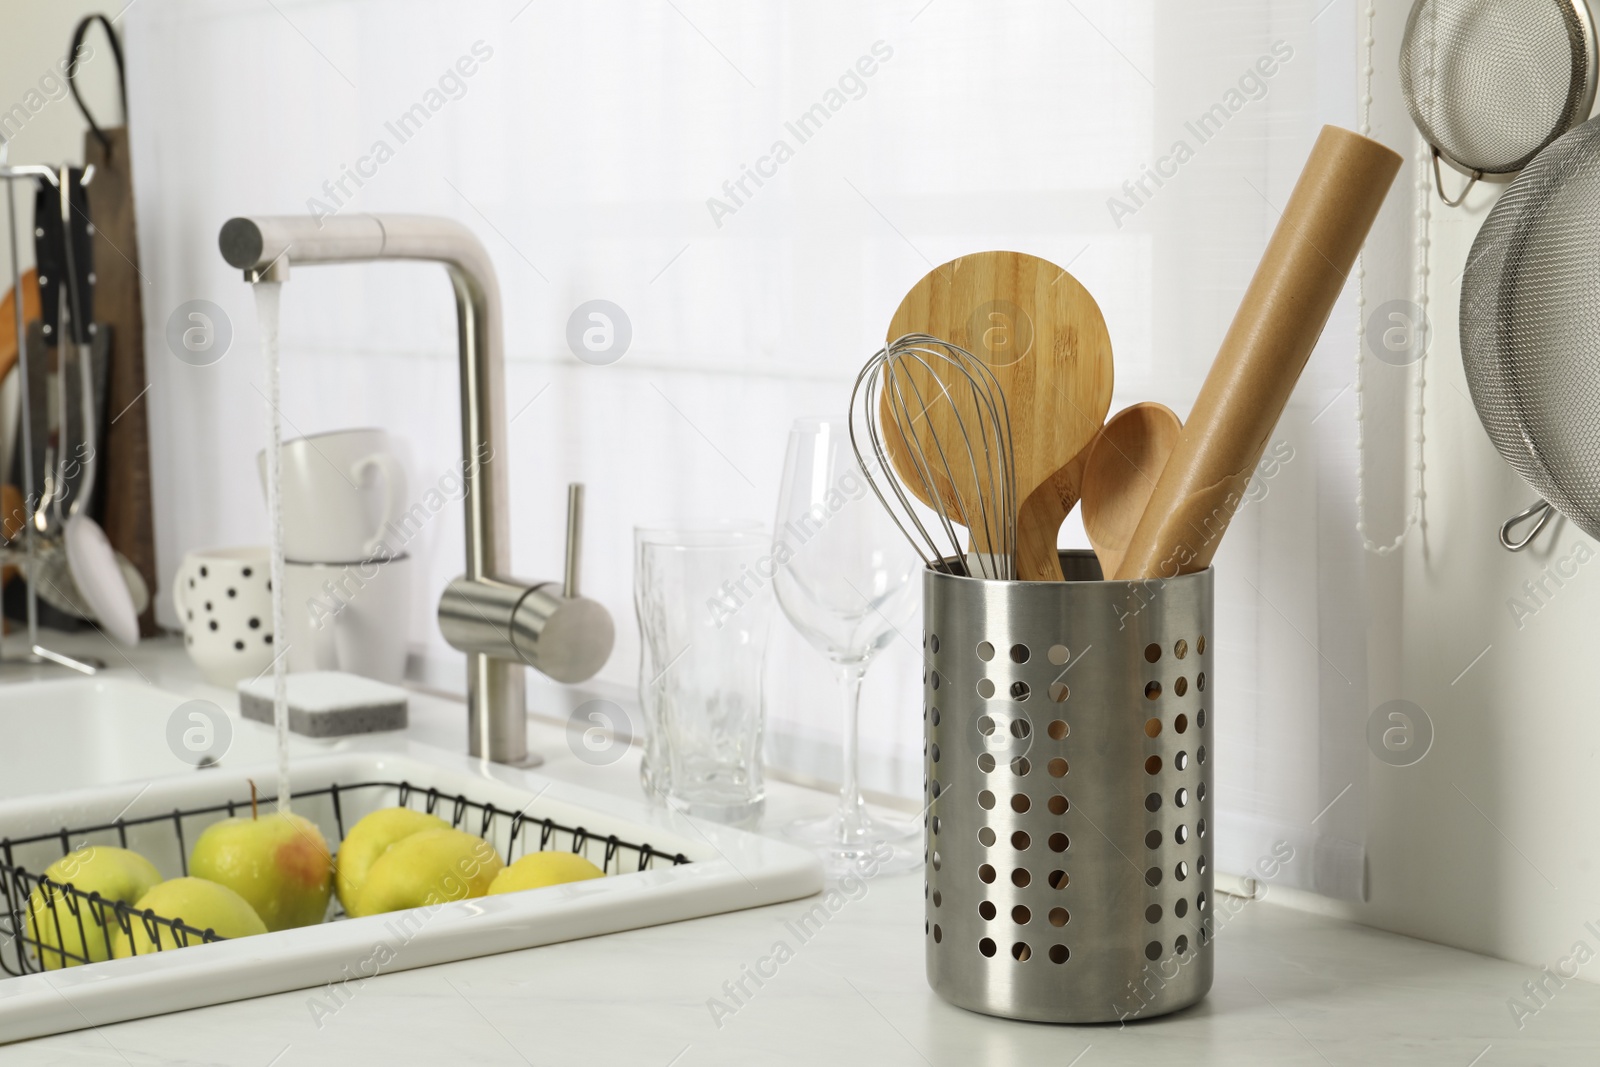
[1499,499,1555,551]
[66,14,128,155]
[1431,148,1481,208]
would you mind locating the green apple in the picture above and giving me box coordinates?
[357,828,503,915]
[335,807,450,918]
[27,846,162,969]
[109,877,267,957]
[486,852,604,896]
[189,811,333,931]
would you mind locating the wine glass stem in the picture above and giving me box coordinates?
[836,663,868,841]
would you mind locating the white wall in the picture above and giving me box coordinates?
[122,0,1196,809]
[1277,181,1600,980]
[1254,4,1600,984]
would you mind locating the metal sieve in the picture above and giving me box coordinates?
[1461,114,1600,543]
[1400,0,1598,204]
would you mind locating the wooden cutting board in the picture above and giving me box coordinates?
[885,251,1114,580]
[86,127,160,636]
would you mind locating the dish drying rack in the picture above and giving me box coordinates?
[1,778,690,976]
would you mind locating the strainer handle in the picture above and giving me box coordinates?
[1499,499,1555,551]
[1432,149,1481,208]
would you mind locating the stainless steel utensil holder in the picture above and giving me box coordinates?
[923,550,1214,1023]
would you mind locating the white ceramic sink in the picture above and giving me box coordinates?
[0,680,823,1043]
[0,676,323,799]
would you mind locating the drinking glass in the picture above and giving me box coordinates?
[773,416,921,873]
[633,521,763,804]
[636,526,771,825]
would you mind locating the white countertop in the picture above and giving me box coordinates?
[2,635,1597,1065]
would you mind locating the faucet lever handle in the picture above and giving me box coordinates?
[563,482,584,599]
[437,479,612,686]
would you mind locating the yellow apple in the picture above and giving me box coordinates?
[189,811,333,931]
[335,807,450,918]
[357,828,503,915]
[109,877,267,957]
[27,846,162,969]
[486,852,604,896]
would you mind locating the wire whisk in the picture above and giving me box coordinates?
[849,333,1018,580]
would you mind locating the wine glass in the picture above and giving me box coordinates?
[773,415,921,874]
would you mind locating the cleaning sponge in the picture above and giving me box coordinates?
[237,671,407,738]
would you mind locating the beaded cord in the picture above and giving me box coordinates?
[1354,0,1428,556]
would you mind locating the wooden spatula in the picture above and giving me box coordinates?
[885,251,1113,580]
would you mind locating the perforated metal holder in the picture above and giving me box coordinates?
[923,551,1214,1023]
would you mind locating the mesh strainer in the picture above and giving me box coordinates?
[1400,0,1598,204]
[1461,114,1600,542]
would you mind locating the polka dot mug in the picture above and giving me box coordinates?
[172,547,276,686]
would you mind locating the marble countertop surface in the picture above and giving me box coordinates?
[2,635,1596,1065]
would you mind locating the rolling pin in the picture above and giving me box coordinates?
[1115,126,1402,580]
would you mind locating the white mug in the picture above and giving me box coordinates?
[172,546,277,687]
[280,555,412,684]
[256,429,406,564]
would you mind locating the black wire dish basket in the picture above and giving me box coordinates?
[1,778,691,976]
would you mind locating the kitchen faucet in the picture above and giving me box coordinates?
[219,214,613,765]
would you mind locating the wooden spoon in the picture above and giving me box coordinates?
[1,483,21,589]
[0,268,40,389]
[885,251,1113,581]
[1082,403,1182,579]
[2,271,40,598]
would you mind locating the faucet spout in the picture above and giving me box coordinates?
[220,214,612,765]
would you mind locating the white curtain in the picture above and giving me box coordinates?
[125,0,1397,898]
